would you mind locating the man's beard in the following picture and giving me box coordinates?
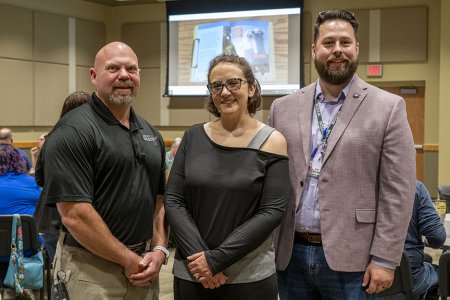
[109,93,134,106]
[315,56,358,85]
[108,81,136,106]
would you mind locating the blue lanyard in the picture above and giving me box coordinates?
[310,94,343,159]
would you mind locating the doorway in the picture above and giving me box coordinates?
[380,86,425,181]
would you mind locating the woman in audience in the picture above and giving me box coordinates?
[0,144,42,300]
[58,90,92,118]
[29,133,46,176]
[165,54,290,300]
[0,143,41,215]
[33,91,91,262]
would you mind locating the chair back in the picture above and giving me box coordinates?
[439,250,450,298]
[438,185,450,200]
[378,250,414,298]
[0,214,40,258]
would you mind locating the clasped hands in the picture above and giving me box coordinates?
[124,250,165,286]
[188,251,227,289]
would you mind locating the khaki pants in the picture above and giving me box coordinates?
[53,233,159,300]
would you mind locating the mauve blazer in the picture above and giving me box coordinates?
[269,75,416,272]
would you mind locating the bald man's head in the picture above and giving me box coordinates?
[0,128,13,143]
[89,42,140,107]
[93,42,138,69]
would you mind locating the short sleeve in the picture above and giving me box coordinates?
[44,124,95,205]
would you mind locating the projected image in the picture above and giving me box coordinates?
[167,7,301,96]
[191,20,275,83]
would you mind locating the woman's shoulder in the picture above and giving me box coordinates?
[19,173,41,186]
[178,123,208,147]
[0,172,41,187]
[184,123,207,137]
[260,126,288,156]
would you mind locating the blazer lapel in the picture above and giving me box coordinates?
[322,77,368,165]
[300,83,316,164]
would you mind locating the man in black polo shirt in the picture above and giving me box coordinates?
[43,42,168,300]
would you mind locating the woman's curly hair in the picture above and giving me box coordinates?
[0,144,26,175]
[205,54,262,118]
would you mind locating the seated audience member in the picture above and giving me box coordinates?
[34,91,91,262]
[0,127,32,172]
[58,90,92,118]
[0,144,42,299]
[407,181,445,298]
[165,137,182,247]
[382,180,446,299]
[29,133,46,176]
[0,144,41,215]
[165,137,181,178]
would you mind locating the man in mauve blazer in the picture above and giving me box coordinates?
[269,9,416,299]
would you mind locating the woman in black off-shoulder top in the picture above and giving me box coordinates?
[165,54,290,300]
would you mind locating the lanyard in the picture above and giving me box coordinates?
[310,94,343,159]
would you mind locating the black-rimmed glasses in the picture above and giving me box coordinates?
[207,78,247,95]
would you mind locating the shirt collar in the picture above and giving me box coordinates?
[315,76,355,104]
[90,93,143,131]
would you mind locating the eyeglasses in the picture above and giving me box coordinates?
[207,78,247,95]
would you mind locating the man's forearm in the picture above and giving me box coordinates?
[57,201,140,268]
[151,194,168,248]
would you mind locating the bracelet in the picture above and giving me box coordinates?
[152,246,170,265]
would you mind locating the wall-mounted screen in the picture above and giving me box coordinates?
[165,0,303,96]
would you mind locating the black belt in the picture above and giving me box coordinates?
[63,233,150,256]
[295,231,322,245]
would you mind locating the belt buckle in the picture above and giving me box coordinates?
[307,232,320,244]
[128,240,151,256]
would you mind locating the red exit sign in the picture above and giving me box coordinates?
[367,64,383,77]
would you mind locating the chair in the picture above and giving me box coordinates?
[439,250,450,299]
[437,185,450,213]
[438,186,450,200]
[0,215,51,300]
[378,250,414,299]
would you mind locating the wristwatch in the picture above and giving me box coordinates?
[152,246,170,265]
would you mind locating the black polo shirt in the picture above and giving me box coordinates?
[44,94,166,244]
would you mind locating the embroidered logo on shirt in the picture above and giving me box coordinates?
[143,134,158,145]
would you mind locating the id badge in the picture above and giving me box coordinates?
[308,160,322,178]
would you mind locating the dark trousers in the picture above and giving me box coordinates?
[173,273,278,300]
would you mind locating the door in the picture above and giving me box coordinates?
[380,87,425,181]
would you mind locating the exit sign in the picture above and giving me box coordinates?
[367,64,383,77]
